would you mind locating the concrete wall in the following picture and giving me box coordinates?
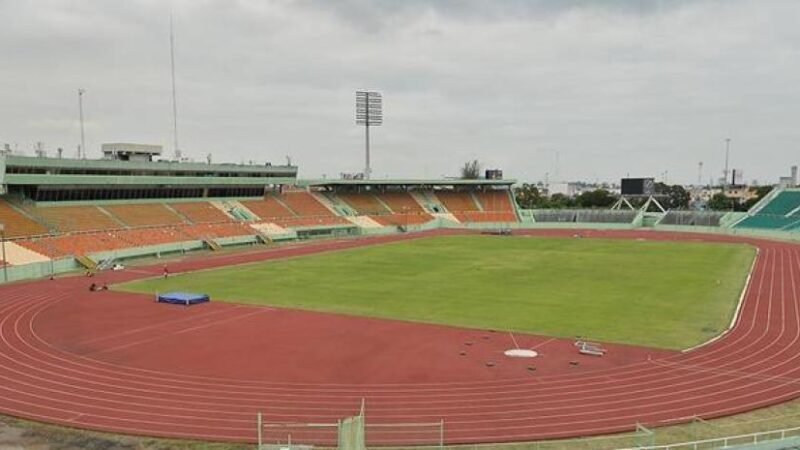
[1,257,78,283]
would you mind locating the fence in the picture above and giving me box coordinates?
[256,403,444,450]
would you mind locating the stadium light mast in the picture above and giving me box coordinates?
[170,14,181,161]
[77,88,86,159]
[355,91,382,179]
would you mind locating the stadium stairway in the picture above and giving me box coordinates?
[432,212,461,224]
[338,192,392,216]
[224,201,261,221]
[410,191,446,214]
[208,201,241,220]
[346,215,383,229]
[0,241,50,265]
[75,254,99,272]
[203,239,223,251]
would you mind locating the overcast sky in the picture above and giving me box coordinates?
[1,0,799,184]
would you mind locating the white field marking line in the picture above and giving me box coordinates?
[26,290,666,391]
[12,286,800,428]
[649,359,800,386]
[88,308,268,356]
[7,243,800,412]
[682,245,761,353]
[124,232,423,284]
[26,291,668,396]
[531,337,557,350]
[507,329,520,350]
[15,256,792,408]
[29,251,792,406]
[670,246,774,369]
[4,268,800,436]
[29,246,792,422]
[3,294,768,416]
[75,305,248,346]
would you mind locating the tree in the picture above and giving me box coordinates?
[742,186,774,210]
[707,193,736,211]
[514,183,545,209]
[654,182,690,209]
[575,189,617,208]
[548,193,575,209]
[460,160,481,179]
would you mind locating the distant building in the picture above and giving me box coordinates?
[101,143,163,162]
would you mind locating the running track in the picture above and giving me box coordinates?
[1,229,799,445]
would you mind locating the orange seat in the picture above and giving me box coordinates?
[31,205,121,232]
[0,199,49,237]
[104,204,185,227]
[170,202,230,224]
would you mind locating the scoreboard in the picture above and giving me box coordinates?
[620,177,655,196]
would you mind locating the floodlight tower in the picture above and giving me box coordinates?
[77,88,86,158]
[170,14,181,161]
[355,91,382,179]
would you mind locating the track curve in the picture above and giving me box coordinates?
[1,230,799,445]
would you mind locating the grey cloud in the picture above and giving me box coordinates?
[0,0,798,185]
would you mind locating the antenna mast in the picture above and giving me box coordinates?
[170,14,181,161]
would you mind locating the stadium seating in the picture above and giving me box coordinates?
[369,213,434,226]
[454,211,519,223]
[375,192,427,213]
[338,193,391,215]
[735,189,800,231]
[0,199,49,237]
[170,202,231,223]
[20,232,133,258]
[755,191,800,216]
[241,196,296,220]
[104,204,186,227]
[280,192,340,217]
[118,227,191,246]
[435,191,480,212]
[180,223,255,239]
[31,205,121,232]
[474,191,515,213]
[735,215,800,230]
[242,193,350,228]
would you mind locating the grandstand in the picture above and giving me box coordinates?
[5,146,800,285]
[733,188,800,230]
[0,153,521,278]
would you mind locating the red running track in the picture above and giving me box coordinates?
[1,230,799,445]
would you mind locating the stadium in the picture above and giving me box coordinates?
[2,145,800,450]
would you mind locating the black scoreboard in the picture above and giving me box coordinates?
[485,169,503,180]
[620,177,655,196]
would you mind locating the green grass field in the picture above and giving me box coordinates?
[120,236,756,349]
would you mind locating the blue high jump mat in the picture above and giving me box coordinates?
[157,292,210,306]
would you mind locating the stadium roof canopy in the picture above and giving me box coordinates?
[0,154,297,187]
[301,178,515,188]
